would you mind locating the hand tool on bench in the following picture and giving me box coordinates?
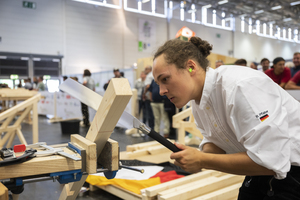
[59,78,181,152]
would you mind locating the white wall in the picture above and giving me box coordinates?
[1,0,300,77]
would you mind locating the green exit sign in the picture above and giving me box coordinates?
[23,1,36,9]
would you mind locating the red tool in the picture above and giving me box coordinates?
[14,144,26,153]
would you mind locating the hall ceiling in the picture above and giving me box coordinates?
[172,0,300,29]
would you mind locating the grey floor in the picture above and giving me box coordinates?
[6,115,156,200]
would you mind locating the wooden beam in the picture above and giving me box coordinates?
[85,78,132,157]
[0,148,81,179]
[70,134,97,174]
[158,174,244,200]
[0,183,8,200]
[190,182,241,200]
[142,170,222,197]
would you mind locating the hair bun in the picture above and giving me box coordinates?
[190,37,212,58]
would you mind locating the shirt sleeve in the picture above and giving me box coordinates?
[227,77,291,179]
[281,67,291,83]
[290,70,300,84]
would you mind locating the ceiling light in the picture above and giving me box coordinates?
[218,0,228,5]
[142,0,150,3]
[254,10,264,14]
[0,56,7,59]
[290,1,300,6]
[202,4,211,9]
[21,57,29,60]
[271,5,282,10]
[283,18,292,22]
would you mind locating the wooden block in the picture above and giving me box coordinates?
[98,138,119,171]
[142,170,222,197]
[71,134,97,174]
[0,147,81,179]
[158,174,244,200]
[190,182,241,200]
[0,183,8,200]
[147,145,171,155]
[85,78,132,158]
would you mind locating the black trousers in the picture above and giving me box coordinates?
[238,166,300,200]
[81,102,89,126]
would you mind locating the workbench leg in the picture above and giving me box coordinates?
[58,174,88,200]
[32,102,38,143]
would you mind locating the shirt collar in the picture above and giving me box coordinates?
[197,67,216,109]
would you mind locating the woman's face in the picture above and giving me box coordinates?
[273,60,285,75]
[153,54,204,108]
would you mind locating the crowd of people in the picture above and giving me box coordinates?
[17,76,47,91]
[215,52,300,90]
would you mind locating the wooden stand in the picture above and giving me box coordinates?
[0,94,41,148]
[172,107,203,146]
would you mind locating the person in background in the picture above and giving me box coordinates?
[250,62,258,70]
[265,57,291,88]
[120,71,125,78]
[260,58,270,72]
[215,60,224,69]
[135,71,146,121]
[24,78,32,89]
[148,79,170,138]
[34,76,46,91]
[32,77,38,90]
[286,70,300,89]
[234,59,247,66]
[80,69,95,127]
[142,65,154,130]
[17,79,23,88]
[103,68,123,90]
[152,36,300,199]
[291,52,300,77]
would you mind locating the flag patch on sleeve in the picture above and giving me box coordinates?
[260,114,269,122]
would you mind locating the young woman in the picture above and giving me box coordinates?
[152,37,300,199]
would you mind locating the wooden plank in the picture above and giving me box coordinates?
[32,101,39,143]
[71,134,97,174]
[0,183,8,200]
[158,174,244,200]
[98,138,119,171]
[190,182,241,200]
[0,147,81,179]
[99,185,142,200]
[142,170,222,197]
[85,78,132,157]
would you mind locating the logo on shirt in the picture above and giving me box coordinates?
[255,110,269,122]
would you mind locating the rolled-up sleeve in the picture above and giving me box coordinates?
[228,77,291,179]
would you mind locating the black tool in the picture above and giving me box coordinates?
[133,118,181,152]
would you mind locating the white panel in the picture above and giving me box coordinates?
[0,0,64,55]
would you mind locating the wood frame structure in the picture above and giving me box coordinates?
[0,94,41,148]
[172,107,203,145]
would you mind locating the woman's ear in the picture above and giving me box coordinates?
[186,60,197,75]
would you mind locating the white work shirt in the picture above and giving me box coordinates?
[192,66,300,179]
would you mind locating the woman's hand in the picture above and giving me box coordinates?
[170,143,204,173]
